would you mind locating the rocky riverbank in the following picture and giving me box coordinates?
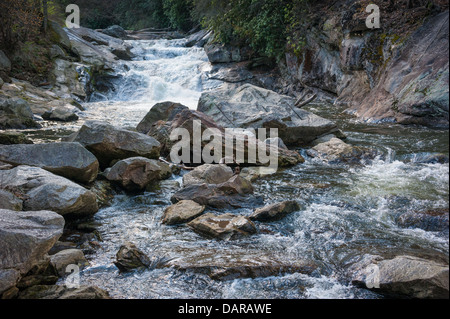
[1,20,449,299]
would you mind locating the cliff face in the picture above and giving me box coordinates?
[282,1,449,128]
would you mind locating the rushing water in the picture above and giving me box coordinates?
[52,38,449,299]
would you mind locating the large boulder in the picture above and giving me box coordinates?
[182,164,234,187]
[349,254,449,299]
[171,175,263,209]
[197,83,340,146]
[0,166,98,218]
[0,209,64,295]
[102,25,129,40]
[162,200,206,225]
[0,97,39,129]
[105,157,171,191]
[42,106,79,122]
[188,213,257,240]
[0,189,23,211]
[0,143,99,184]
[68,121,161,168]
[136,102,189,135]
[249,200,301,222]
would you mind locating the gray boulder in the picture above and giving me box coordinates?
[0,189,23,211]
[188,213,257,240]
[182,164,234,187]
[250,200,300,222]
[68,121,161,168]
[102,25,129,39]
[162,200,206,225]
[136,101,189,134]
[197,83,340,146]
[0,143,99,184]
[42,106,79,122]
[50,249,89,277]
[0,97,39,129]
[0,166,98,217]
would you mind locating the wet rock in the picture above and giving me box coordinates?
[114,242,151,272]
[0,166,98,218]
[162,200,206,225]
[239,167,277,182]
[0,97,39,129]
[68,121,161,168]
[250,200,301,222]
[0,131,33,145]
[197,83,340,146]
[182,164,234,187]
[48,241,78,255]
[172,175,263,209]
[42,106,79,122]
[0,269,20,297]
[50,249,89,277]
[0,209,64,294]
[396,208,449,233]
[136,101,189,135]
[0,189,23,211]
[307,137,379,164]
[188,213,257,240]
[18,285,111,299]
[89,180,117,208]
[0,143,99,184]
[349,254,449,299]
[102,25,129,40]
[105,157,171,191]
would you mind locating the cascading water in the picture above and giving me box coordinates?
[68,38,448,299]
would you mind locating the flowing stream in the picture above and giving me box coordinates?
[60,38,448,299]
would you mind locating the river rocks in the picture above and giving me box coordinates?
[42,106,79,122]
[0,189,23,211]
[114,242,151,272]
[162,200,206,225]
[204,43,251,64]
[0,166,98,217]
[68,121,161,168]
[197,83,340,146]
[105,157,171,191]
[51,59,95,101]
[396,208,449,233]
[136,101,189,134]
[49,249,89,277]
[0,97,39,129]
[349,254,449,299]
[0,209,64,295]
[0,143,99,184]
[172,175,263,209]
[18,285,111,299]
[0,131,33,145]
[188,213,257,240]
[102,25,129,40]
[307,137,379,164]
[182,164,234,187]
[250,201,300,222]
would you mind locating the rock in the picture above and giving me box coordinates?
[170,249,317,281]
[0,97,39,129]
[349,254,449,299]
[185,30,211,47]
[50,249,89,277]
[239,167,276,182]
[105,157,171,191]
[114,242,151,272]
[102,25,129,39]
[207,62,254,83]
[49,44,66,59]
[306,137,379,164]
[197,83,340,146]
[264,137,287,150]
[18,285,111,299]
[0,166,98,218]
[172,175,263,209]
[204,43,251,63]
[0,131,33,145]
[0,269,20,297]
[136,101,189,134]
[182,164,234,187]
[188,213,257,240]
[396,208,449,233]
[89,180,117,208]
[162,200,206,225]
[0,209,64,294]
[16,257,59,289]
[250,201,300,222]
[51,58,95,100]
[48,21,71,50]
[42,106,79,122]
[0,143,99,184]
[0,50,11,72]
[0,189,23,211]
[68,121,161,168]
[48,241,78,256]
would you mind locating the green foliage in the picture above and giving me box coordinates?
[162,0,194,31]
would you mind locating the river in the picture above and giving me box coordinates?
[53,38,449,299]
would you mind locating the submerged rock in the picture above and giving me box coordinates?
[105,157,171,191]
[250,200,301,222]
[68,121,161,168]
[0,143,99,184]
[0,166,98,218]
[188,213,257,240]
[349,254,449,299]
[172,175,263,209]
[396,208,449,233]
[114,242,151,272]
[162,200,206,225]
